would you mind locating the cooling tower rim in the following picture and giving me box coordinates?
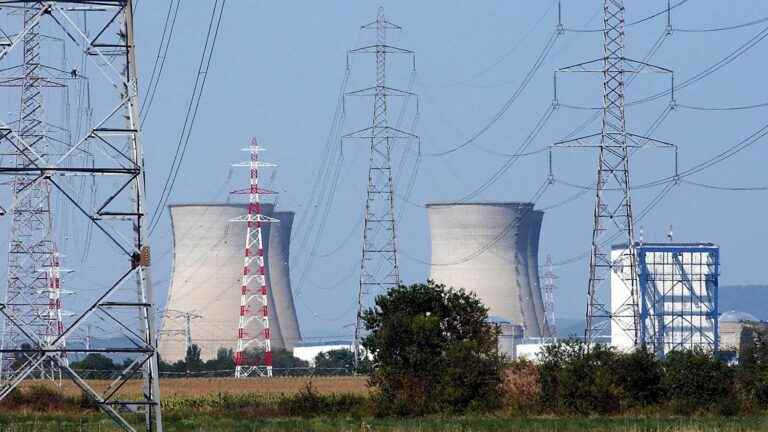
[426,201,537,209]
[169,202,273,208]
[169,202,295,214]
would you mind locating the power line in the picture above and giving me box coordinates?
[148,0,227,235]
[289,68,350,270]
[675,16,768,33]
[426,1,555,87]
[684,180,768,191]
[456,103,556,202]
[560,27,672,141]
[400,177,554,267]
[638,119,768,189]
[563,0,691,32]
[678,101,768,111]
[422,29,560,157]
[140,0,181,126]
[628,23,768,106]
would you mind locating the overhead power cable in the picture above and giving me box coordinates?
[564,0,691,32]
[550,181,679,267]
[422,29,560,157]
[638,119,768,189]
[457,103,556,202]
[561,27,671,141]
[628,23,768,106]
[675,16,768,33]
[684,180,768,191]
[433,1,555,87]
[400,177,554,267]
[290,68,350,264]
[147,0,227,236]
[678,101,768,111]
[140,0,181,125]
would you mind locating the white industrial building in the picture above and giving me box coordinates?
[159,203,301,362]
[292,341,353,366]
[611,242,719,356]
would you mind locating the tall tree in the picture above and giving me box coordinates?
[361,281,505,414]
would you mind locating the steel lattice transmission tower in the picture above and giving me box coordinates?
[586,0,639,346]
[345,7,418,368]
[542,255,558,337]
[159,309,203,359]
[0,2,163,431]
[554,0,673,347]
[0,5,66,381]
[232,139,278,378]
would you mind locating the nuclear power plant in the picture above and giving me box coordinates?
[426,202,552,339]
[159,203,301,362]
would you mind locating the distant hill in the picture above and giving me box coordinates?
[719,285,768,321]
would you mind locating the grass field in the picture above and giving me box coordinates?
[18,376,370,399]
[4,377,768,431]
[0,414,766,432]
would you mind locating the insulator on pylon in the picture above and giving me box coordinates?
[140,246,151,266]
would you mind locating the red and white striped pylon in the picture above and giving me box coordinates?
[45,250,67,369]
[231,138,278,378]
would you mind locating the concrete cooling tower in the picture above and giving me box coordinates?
[159,203,301,362]
[427,202,551,338]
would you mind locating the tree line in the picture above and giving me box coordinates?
[69,345,368,378]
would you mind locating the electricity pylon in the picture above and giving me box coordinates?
[0,2,163,431]
[345,7,418,369]
[231,139,278,378]
[160,309,203,357]
[0,5,66,382]
[553,0,674,347]
[542,255,557,337]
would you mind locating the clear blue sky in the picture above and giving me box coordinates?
[134,1,768,337]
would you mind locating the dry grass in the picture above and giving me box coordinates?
[18,376,370,399]
[503,359,541,412]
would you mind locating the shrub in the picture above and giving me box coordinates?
[615,348,664,408]
[277,381,367,417]
[538,339,625,414]
[26,384,66,411]
[662,349,736,415]
[503,359,540,414]
[361,281,506,416]
[736,324,768,410]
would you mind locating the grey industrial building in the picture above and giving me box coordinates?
[159,203,300,362]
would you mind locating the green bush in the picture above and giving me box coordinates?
[26,384,66,411]
[538,339,625,414]
[615,347,664,408]
[362,281,506,416]
[276,381,368,417]
[662,348,736,415]
[737,325,768,409]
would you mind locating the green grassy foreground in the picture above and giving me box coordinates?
[0,414,766,432]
